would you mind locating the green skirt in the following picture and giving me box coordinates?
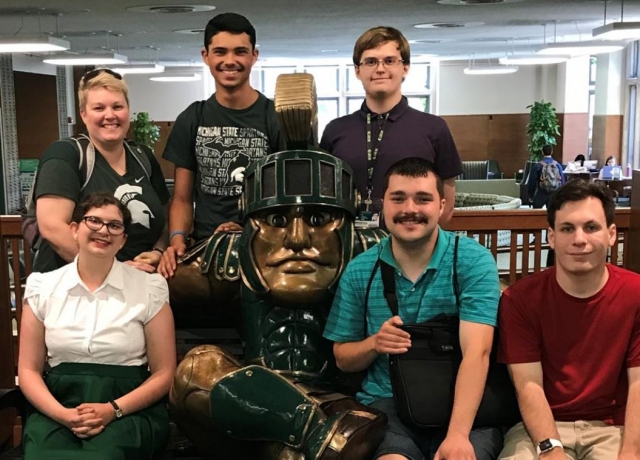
[23,362,169,460]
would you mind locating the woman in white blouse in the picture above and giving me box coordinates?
[18,193,176,459]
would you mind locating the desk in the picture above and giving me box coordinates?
[594,178,633,202]
[564,171,598,182]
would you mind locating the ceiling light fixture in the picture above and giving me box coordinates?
[537,41,625,56]
[499,55,569,65]
[150,73,201,82]
[592,0,640,40]
[593,22,640,40]
[43,53,128,66]
[464,65,518,75]
[0,36,70,53]
[110,63,165,74]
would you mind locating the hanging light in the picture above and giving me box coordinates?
[499,55,569,65]
[537,41,625,56]
[0,36,70,53]
[43,53,129,66]
[592,0,640,40]
[110,64,165,74]
[464,66,518,75]
[150,73,201,82]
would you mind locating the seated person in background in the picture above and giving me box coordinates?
[574,154,586,167]
[529,145,565,209]
[599,155,618,180]
[18,193,176,460]
[324,157,503,460]
[498,179,640,459]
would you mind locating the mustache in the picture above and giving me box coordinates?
[393,213,429,224]
[216,64,245,72]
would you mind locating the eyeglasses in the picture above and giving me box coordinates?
[81,216,126,235]
[81,68,123,85]
[358,56,404,69]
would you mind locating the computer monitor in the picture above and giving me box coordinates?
[601,165,614,180]
[584,160,598,170]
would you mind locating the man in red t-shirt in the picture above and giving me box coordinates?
[498,179,640,460]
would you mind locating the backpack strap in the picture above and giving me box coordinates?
[66,135,93,190]
[379,260,399,316]
[124,140,152,180]
[453,235,460,309]
[192,100,205,154]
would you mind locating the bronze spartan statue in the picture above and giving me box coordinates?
[168,74,388,459]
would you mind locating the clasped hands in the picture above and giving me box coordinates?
[61,402,116,439]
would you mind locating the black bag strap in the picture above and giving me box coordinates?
[364,235,461,332]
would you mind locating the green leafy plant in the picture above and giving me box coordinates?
[526,100,561,161]
[131,112,161,150]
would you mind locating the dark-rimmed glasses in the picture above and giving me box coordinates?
[82,216,126,235]
[358,57,404,69]
[81,68,123,85]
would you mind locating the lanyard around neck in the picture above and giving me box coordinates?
[366,112,389,200]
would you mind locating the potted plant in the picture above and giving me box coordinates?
[131,112,161,151]
[526,100,560,161]
[520,100,561,204]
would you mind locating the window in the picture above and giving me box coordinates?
[317,98,339,138]
[625,41,640,169]
[252,60,433,138]
[588,56,597,157]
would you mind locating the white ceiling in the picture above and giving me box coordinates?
[1,0,639,66]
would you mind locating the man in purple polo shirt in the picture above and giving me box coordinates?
[320,26,462,224]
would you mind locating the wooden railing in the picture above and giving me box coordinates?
[0,209,633,446]
[444,208,631,285]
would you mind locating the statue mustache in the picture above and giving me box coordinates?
[266,248,331,267]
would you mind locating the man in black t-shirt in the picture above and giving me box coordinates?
[159,13,283,278]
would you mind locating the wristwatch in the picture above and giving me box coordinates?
[109,400,124,419]
[537,438,562,455]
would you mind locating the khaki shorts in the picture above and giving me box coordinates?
[499,421,622,459]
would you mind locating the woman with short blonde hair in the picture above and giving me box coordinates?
[31,68,169,274]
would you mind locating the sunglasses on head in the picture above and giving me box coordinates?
[81,68,123,85]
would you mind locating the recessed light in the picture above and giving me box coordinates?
[127,5,216,13]
[413,22,484,29]
[438,0,523,4]
[173,28,206,35]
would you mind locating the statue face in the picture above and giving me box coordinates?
[250,205,344,304]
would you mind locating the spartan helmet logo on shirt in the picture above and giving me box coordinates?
[114,184,154,229]
[225,153,251,187]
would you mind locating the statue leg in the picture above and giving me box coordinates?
[209,365,387,459]
[170,345,260,458]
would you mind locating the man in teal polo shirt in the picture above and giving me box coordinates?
[324,157,502,460]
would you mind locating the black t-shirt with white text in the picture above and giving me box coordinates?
[162,92,283,240]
